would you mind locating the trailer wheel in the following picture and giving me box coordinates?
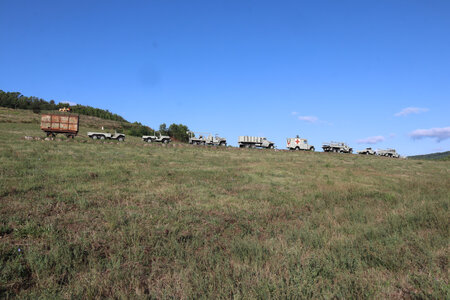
[92,135,97,140]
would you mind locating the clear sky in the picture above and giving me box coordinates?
[1,0,449,155]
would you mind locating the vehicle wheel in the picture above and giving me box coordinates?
[220,142,226,146]
[118,137,124,142]
[269,145,274,149]
[295,147,300,151]
[163,139,169,144]
[99,135,105,140]
[92,135,97,140]
[202,141,206,146]
[310,147,315,152]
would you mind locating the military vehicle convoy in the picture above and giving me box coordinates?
[286,137,315,151]
[377,148,400,158]
[142,132,171,144]
[187,131,227,146]
[238,136,275,149]
[357,148,376,155]
[322,142,353,153]
[38,113,404,157]
[87,131,125,141]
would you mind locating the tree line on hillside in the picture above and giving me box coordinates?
[0,90,126,122]
[408,151,450,161]
[0,90,191,141]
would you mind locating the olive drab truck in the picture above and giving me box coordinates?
[286,137,315,151]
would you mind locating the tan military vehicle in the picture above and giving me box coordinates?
[357,148,376,155]
[322,141,353,153]
[187,131,226,146]
[286,136,315,151]
[377,148,400,158]
[87,131,125,141]
[238,136,275,149]
[142,131,171,144]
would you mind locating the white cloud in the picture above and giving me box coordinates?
[291,111,298,115]
[298,115,318,123]
[357,136,385,144]
[60,101,77,106]
[410,127,450,142]
[394,107,428,117]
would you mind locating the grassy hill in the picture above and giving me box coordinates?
[408,151,450,161]
[1,108,449,298]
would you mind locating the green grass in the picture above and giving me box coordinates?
[0,108,449,298]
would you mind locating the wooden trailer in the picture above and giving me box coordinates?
[40,114,79,138]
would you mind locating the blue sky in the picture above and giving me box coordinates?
[1,0,449,155]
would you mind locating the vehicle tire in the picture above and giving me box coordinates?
[92,135,97,140]
[196,141,200,145]
[310,147,315,152]
[118,137,124,142]
[295,147,300,151]
[269,145,274,149]
[99,135,105,140]
[202,141,206,146]
[220,142,226,146]
[163,139,169,144]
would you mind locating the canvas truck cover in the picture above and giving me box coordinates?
[41,114,79,134]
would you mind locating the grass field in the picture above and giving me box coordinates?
[0,108,449,298]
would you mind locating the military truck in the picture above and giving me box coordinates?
[286,137,315,151]
[87,131,125,141]
[377,148,400,158]
[357,147,376,155]
[142,131,171,144]
[187,131,227,146]
[238,136,275,149]
[322,141,353,153]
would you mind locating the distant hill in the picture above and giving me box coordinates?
[408,151,450,161]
